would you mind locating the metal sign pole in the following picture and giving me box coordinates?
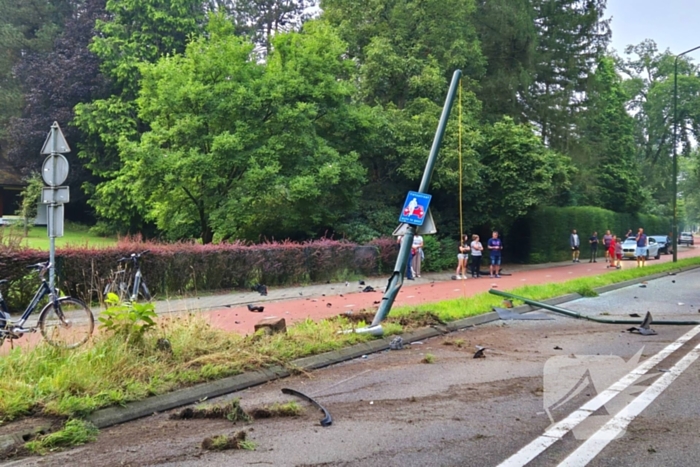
[40,122,71,291]
[49,125,58,290]
[369,70,462,328]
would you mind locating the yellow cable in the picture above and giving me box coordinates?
[458,79,463,244]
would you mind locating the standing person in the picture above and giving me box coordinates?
[589,231,599,263]
[603,230,613,263]
[487,231,503,278]
[570,229,581,263]
[412,235,424,278]
[455,235,470,279]
[470,234,483,278]
[635,228,648,267]
[614,235,623,269]
[606,234,621,269]
[397,235,414,280]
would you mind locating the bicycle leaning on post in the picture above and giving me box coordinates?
[103,250,152,304]
[0,262,94,348]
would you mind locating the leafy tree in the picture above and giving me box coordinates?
[18,174,44,236]
[618,40,700,212]
[466,117,574,230]
[320,0,486,239]
[216,0,314,55]
[522,0,610,151]
[473,0,537,122]
[73,0,206,233]
[103,17,366,243]
[6,0,108,222]
[0,0,72,145]
[575,56,644,212]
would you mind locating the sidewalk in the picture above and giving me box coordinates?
[150,246,700,335]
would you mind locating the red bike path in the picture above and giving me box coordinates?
[207,246,700,335]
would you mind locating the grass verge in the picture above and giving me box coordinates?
[0,256,697,426]
[389,256,700,322]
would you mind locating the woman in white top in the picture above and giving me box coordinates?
[412,235,424,278]
[455,234,470,279]
[470,234,483,278]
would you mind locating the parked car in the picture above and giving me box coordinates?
[678,232,695,246]
[621,237,660,260]
[650,235,673,255]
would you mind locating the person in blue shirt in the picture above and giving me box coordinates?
[635,227,648,268]
[487,231,503,278]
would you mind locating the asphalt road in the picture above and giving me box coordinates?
[10,268,700,467]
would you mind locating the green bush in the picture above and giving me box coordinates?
[420,235,457,273]
[518,206,671,263]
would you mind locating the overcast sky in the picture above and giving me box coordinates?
[607,0,700,58]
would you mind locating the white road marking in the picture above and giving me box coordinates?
[496,325,700,467]
[557,341,700,467]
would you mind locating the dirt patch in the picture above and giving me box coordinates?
[390,310,447,327]
[248,402,303,419]
[337,311,375,323]
[170,400,250,423]
[201,430,250,451]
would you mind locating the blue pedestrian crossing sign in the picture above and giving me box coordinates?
[399,191,432,226]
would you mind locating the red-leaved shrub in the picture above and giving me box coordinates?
[0,237,396,308]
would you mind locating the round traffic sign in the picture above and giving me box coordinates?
[42,154,69,186]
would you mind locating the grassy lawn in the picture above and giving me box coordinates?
[0,256,698,428]
[0,222,116,250]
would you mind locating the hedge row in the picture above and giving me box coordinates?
[510,206,672,263]
[0,238,402,309]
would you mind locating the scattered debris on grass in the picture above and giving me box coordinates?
[170,400,251,423]
[201,431,255,451]
[248,402,303,419]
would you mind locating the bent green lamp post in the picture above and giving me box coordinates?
[364,70,463,331]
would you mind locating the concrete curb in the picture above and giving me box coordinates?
[79,263,700,430]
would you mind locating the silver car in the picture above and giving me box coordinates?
[621,237,660,260]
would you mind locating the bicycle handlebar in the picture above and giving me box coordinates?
[26,262,50,278]
[116,250,150,263]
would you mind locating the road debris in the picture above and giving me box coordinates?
[389,336,405,350]
[247,304,264,313]
[281,388,332,427]
[627,311,657,336]
[474,346,487,359]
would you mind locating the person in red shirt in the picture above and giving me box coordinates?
[606,235,616,269]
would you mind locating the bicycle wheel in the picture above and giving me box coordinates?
[39,297,95,349]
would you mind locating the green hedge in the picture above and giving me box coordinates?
[512,206,671,264]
